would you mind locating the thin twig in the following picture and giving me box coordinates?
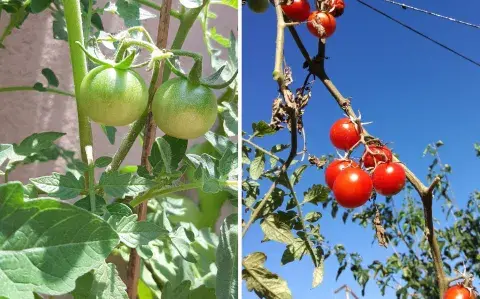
[243,138,285,164]
[126,0,172,297]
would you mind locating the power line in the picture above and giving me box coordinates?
[381,0,480,29]
[356,0,480,68]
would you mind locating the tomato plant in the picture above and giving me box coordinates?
[307,11,336,38]
[325,159,359,189]
[362,144,393,168]
[281,0,311,22]
[0,1,239,298]
[79,66,148,126]
[329,117,361,150]
[333,167,373,208]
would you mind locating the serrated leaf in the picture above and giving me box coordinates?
[252,121,276,138]
[72,262,128,299]
[204,131,236,155]
[242,252,292,299]
[30,172,85,199]
[303,184,330,205]
[219,146,237,179]
[52,9,68,41]
[211,0,238,8]
[170,226,196,262]
[280,238,308,265]
[260,214,294,244]
[31,0,52,13]
[15,132,65,156]
[101,125,117,145]
[312,257,324,288]
[290,164,307,185]
[0,182,119,299]
[216,214,238,299]
[74,195,107,214]
[209,27,230,47]
[149,135,188,174]
[108,214,168,248]
[99,171,154,199]
[41,68,59,87]
[112,0,156,27]
[305,211,322,223]
[220,101,238,137]
[250,150,265,180]
[161,281,191,299]
[95,156,113,168]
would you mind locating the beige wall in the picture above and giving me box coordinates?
[0,2,237,228]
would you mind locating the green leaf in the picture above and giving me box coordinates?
[170,226,196,262]
[260,214,294,244]
[106,0,156,27]
[52,9,68,41]
[149,135,188,174]
[305,211,322,223]
[108,214,168,248]
[30,172,85,200]
[216,214,238,299]
[15,132,65,156]
[72,263,128,299]
[249,150,265,180]
[91,13,104,30]
[290,164,307,185]
[281,238,307,265]
[138,279,155,299]
[179,0,202,8]
[211,0,238,8]
[74,194,107,214]
[242,252,292,299]
[204,131,236,156]
[0,182,119,299]
[252,121,276,138]
[220,101,238,137]
[99,171,154,199]
[312,257,324,288]
[303,184,330,205]
[41,68,59,87]
[209,27,230,47]
[219,146,237,179]
[95,156,113,168]
[161,281,191,299]
[30,0,52,13]
[101,125,117,145]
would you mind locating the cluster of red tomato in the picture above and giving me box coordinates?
[325,118,407,208]
[281,0,345,38]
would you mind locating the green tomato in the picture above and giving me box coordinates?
[79,65,148,126]
[152,77,217,140]
[247,0,269,13]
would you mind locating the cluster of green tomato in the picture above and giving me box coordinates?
[79,65,218,140]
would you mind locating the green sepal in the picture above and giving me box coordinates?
[201,69,238,90]
[188,59,203,85]
[114,50,137,70]
[75,41,113,67]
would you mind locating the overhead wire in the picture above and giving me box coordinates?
[356,0,480,68]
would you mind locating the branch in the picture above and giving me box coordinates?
[286,28,448,296]
[0,86,75,97]
[126,0,172,297]
[242,138,285,164]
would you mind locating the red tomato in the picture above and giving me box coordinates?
[329,118,361,151]
[325,159,359,189]
[329,0,345,17]
[333,168,372,208]
[443,285,475,299]
[281,0,311,22]
[363,145,393,168]
[372,163,406,196]
[307,11,336,38]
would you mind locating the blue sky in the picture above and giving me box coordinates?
[242,0,480,298]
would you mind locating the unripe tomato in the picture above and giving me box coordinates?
[325,159,359,189]
[79,65,148,126]
[307,11,336,38]
[329,0,345,17]
[443,285,475,299]
[329,118,361,151]
[363,145,393,168]
[281,0,311,22]
[372,163,406,196]
[247,0,269,13]
[333,168,372,208]
[152,77,218,140]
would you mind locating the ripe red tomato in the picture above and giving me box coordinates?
[443,285,475,299]
[329,0,345,17]
[372,163,406,196]
[307,11,336,38]
[281,0,311,22]
[325,159,359,189]
[333,168,372,208]
[363,145,393,168]
[329,118,361,151]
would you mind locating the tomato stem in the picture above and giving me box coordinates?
[0,86,75,97]
[62,0,94,187]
